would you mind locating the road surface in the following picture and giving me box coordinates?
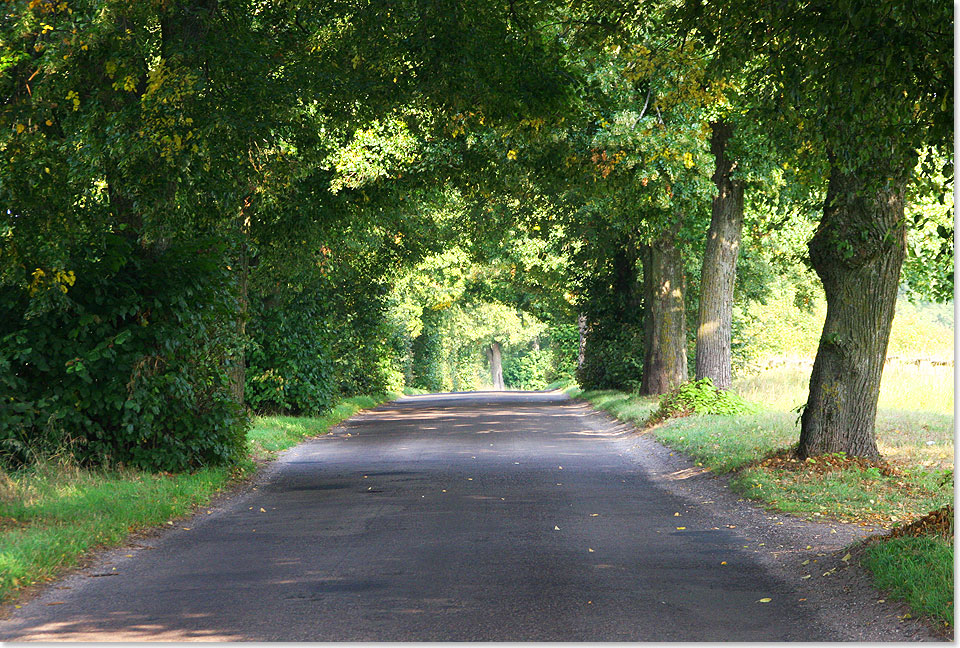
[1,391,840,640]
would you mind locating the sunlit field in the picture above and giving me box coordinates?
[733,361,954,469]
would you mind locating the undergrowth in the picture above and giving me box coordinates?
[648,378,754,425]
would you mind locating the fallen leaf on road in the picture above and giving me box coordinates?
[674,512,680,517]
[720,561,727,565]
[587,601,592,604]
[125,554,133,558]
[801,575,811,580]
[588,548,595,552]
[676,527,686,530]
[467,478,473,481]
[757,598,772,603]
[878,599,885,604]
[442,489,447,492]
[554,525,560,530]
[182,527,190,531]
[558,466,563,469]
[801,560,809,566]
[46,602,66,606]
[590,514,599,517]
[840,553,851,562]
[260,508,266,512]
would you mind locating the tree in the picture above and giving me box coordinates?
[693,120,744,390]
[690,0,952,457]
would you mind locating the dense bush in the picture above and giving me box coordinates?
[503,348,550,390]
[0,236,248,471]
[410,311,446,392]
[576,323,645,391]
[542,323,579,382]
[245,291,337,416]
[248,270,407,411]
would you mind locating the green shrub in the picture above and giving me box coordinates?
[576,323,645,391]
[649,377,754,425]
[0,235,248,472]
[410,311,445,392]
[503,348,550,390]
[246,290,337,416]
[543,322,579,382]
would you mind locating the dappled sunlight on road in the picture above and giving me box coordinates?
[9,615,244,642]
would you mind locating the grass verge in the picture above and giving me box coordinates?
[573,377,953,630]
[0,391,397,606]
[862,536,954,629]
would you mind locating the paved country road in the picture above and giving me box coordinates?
[0,392,934,641]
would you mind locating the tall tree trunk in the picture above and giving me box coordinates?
[640,226,689,395]
[695,121,745,390]
[577,313,587,371]
[487,342,505,390]
[798,165,907,459]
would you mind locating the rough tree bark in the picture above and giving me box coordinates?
[640,226,689,395]
[798,165,907,459]
[695,121,745,390]
[486,341,505,391]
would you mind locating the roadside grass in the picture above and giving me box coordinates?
[0,463,235,605]
[0,392,396,606]
[575,364,954,629]
[862,536,954,628]
[577,367,954,523]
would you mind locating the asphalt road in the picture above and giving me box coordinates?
[1,391,837,641]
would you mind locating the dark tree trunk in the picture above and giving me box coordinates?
[798,165,907,459]
[640,226,688,395]
[577,313,587,371]
[486,341,505,391]
[695,121,745,390]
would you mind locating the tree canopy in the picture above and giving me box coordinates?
[1,0,952,468]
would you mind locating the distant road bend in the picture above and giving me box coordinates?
[1,391,842,641]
